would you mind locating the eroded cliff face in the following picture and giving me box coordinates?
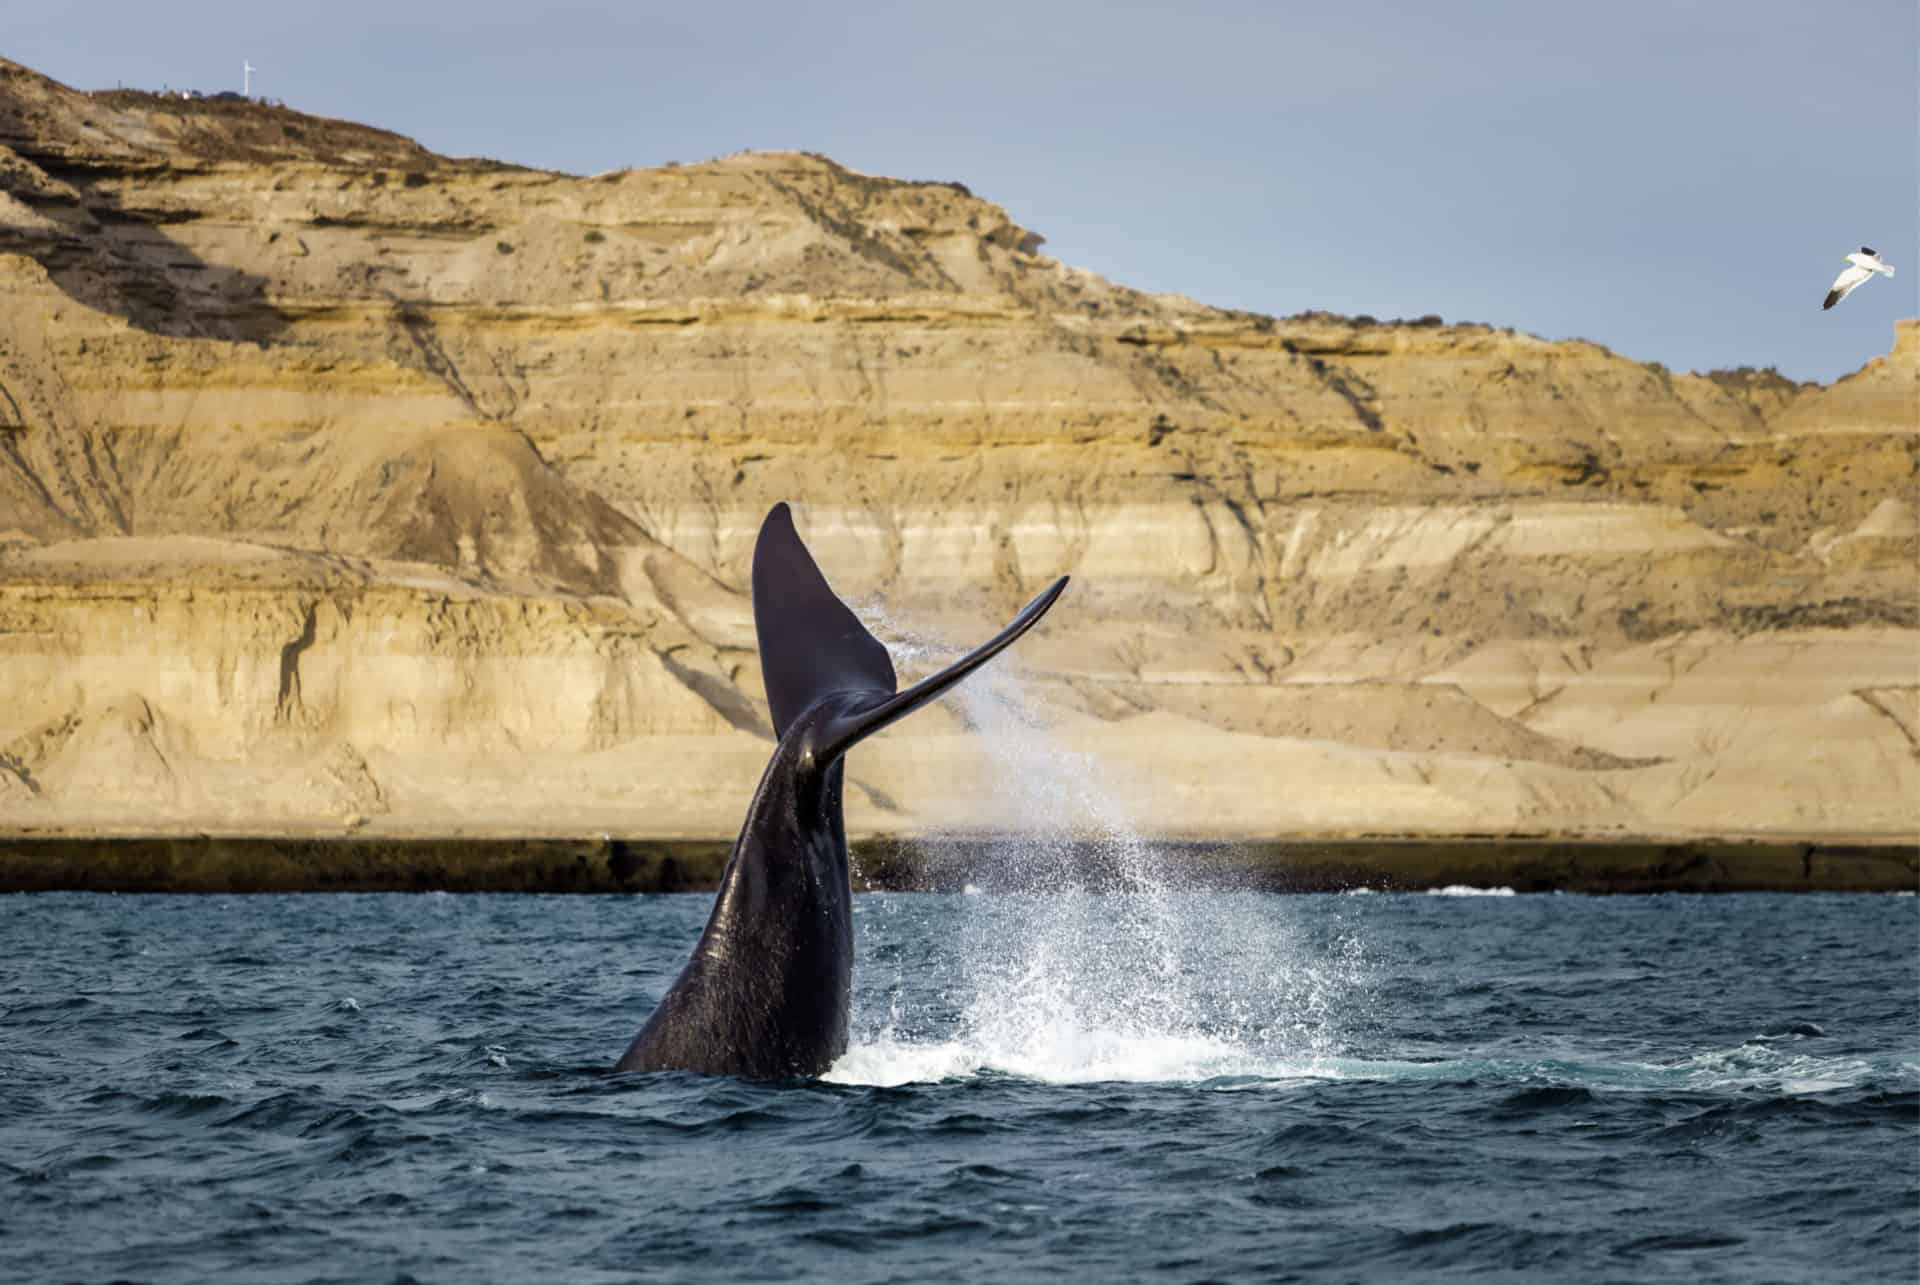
[0,57,1913,842]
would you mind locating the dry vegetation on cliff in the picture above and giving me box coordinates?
[0,56,1913,850]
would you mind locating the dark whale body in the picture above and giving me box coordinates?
[615,502,1067,1079]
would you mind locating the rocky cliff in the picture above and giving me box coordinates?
[0,57,1913,846]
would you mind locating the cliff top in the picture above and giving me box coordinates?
[5,54,1900,381]
[0,56,451,170]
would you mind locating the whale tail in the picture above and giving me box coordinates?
[751,502,1068,762]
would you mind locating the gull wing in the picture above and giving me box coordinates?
[1824,264,1873,310]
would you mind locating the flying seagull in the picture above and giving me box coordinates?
[1823,247,1895,310]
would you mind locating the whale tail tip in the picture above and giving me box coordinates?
[750,502,1068,759]
[751,502,899,740]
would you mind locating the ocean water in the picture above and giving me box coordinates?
[2,888,1915,1283]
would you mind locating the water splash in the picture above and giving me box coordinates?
[833,607,1370,1086]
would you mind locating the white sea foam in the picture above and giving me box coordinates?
[1656,1043,1888,1095]
[1427,885,1517,897]
[826,1029,1331,1087]
[829,1037,1906,1092]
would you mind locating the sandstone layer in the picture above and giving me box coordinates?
[0,58,1914,858]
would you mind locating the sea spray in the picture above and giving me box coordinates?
[834,608,1371,1085]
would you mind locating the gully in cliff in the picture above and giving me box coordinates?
[615,502,1068,1079]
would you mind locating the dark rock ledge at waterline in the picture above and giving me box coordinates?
[0,836,1912,894]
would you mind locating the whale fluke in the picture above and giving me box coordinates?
[614,503,1068,1079]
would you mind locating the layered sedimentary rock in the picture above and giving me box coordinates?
[0,57,1913,846]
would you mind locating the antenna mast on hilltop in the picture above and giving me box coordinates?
[244,60,256,98]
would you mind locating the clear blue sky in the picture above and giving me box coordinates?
[8,1,1916,382]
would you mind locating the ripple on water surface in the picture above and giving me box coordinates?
[1,890,1915,1283]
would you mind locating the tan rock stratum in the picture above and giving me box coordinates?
[0,57,1913,845]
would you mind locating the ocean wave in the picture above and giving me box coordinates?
[4,890,1914,1284]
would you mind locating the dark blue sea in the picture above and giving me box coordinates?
[2,889,1915,1283]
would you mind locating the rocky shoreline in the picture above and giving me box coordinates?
[0,835,1910,895]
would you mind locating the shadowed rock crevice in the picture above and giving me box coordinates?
[384,296,525,422]
[655,647,771,740]
[274,601,319,726]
